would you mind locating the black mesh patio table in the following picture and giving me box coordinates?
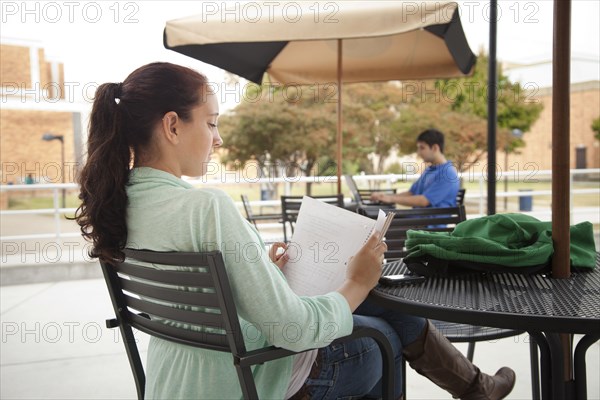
[369,253,600,400]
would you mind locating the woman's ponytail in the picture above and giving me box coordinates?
[74,62,208,264]
[74,82,131,263]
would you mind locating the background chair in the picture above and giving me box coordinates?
[240,194,282,230]
[358,205,467,260]
[280,194,344,242]
[101,249,396,400]
[456,188,466,205]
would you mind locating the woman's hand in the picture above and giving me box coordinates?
[347,232,386,289]
[269,242,289,270]
[337,232,387,311]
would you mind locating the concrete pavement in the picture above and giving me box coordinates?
[1,278,599,399]
[1,211,599,399]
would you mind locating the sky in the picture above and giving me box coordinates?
[1,0,599,111]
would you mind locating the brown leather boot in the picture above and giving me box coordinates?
[402,320,516,400]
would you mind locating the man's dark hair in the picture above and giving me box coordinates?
[416,129,445,153]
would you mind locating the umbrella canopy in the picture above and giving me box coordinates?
[164,1,476,191]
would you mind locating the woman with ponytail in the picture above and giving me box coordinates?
[75,62,514,400]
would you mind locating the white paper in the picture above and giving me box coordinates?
[282,196,387,296]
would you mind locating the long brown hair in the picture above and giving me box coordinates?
[74,62,208,263]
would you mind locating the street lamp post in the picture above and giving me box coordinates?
[503,128,523,210]
[42,133,66,208]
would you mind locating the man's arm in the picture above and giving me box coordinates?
[370,191,430,207]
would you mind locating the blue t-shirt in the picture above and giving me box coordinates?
[409,161,459,208]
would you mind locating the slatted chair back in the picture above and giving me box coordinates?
[101,249,396,399]
[241,194,257,227]
[456,188,466,205]
[359,205,466,261]
[280,194,344,242]
[101,250,250,398]
[240,195,282,239]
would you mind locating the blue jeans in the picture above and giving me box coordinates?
[304,300,426,399]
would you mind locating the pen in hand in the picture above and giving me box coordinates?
[378,212,395,244]
[269,242,289,270]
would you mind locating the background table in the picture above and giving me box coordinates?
[369,254,600,400]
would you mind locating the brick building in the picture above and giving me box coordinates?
[1,38,87,187]
[503,81,600,171]
[504,58,600,171]
[1,38,89,208]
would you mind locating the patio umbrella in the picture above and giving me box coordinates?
[163,1,476,193]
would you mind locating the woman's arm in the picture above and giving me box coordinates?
[201,192,384,351]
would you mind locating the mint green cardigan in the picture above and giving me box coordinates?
[125,168,353,399]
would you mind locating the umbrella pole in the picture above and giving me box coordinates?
[552,0,571,279]
[487,0,498,215]
[553,1,573,392]
[336,39,343,195]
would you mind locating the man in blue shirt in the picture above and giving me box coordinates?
[370,129,459,208]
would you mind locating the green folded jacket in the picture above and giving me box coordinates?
[405,213,596,269]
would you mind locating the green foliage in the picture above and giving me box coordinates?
[436,52,543,153]
[592,117,600,141]
[384,162,404,174]
[220,51,544,180]
[220,82,406,178]
[219,84,339,193]
[390,100,489,171]
[7,193,80,211]
[220,85,335,178]
[337,83,406,174]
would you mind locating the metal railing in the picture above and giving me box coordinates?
[1,169,598,242]
[1,182,79,241]
[356,168,600,222]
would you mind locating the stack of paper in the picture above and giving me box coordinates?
[283,196,393,296]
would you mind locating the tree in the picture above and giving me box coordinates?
[435,52,543,155]
[219,51,544,186]
[385,51,543,173]
[390,99,489,171]
[592,117,600,141]
[219,85,339,194]
[337,83,404,174]
[219,82,407,191]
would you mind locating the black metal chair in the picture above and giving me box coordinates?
[359,205,467,261]
[358,205,535,396]
[456,188,466,205]
[240,194,282,229]
[280,194,344,242]
[101,249,396,400]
